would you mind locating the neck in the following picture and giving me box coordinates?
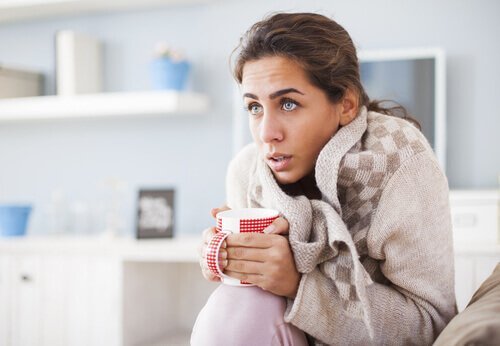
[279,171,322,200]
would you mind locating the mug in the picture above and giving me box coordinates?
[206,208,279,286]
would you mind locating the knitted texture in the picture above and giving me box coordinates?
[225,107,456,345]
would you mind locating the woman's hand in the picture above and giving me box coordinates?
[221,217,301,298]
[198,206,230,282]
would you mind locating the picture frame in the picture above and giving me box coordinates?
[357,47,446,171]
[136,188,175,239]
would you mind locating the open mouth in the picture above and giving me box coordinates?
[267,155,292,172]
[270,156,290,162]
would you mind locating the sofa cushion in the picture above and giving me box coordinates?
[434,263,500,345]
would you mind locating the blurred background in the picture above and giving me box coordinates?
[0,0,499,345]
[0,0,498,237]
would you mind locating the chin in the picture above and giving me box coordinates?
[272,171,301,185]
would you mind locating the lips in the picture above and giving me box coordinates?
[266,153,292,172]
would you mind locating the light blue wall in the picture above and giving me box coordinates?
[0,0,498,236]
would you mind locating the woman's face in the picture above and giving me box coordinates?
[241,56,345,185]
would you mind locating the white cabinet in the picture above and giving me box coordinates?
[0,255,12,346]
[2,226,497,344]
[11,256,42,346]
[86,258,121,346]
[0,237,217,346]
[63,256,121,346]
[0,253,122,346]
[40,256,66,346]
[454,256,474,311]
[451,190,499,311]
[454,248,500,311]
[450,190,499,244]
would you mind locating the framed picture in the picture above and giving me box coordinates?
[136,188,175,239]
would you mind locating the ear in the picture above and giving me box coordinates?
[339,89,359,126]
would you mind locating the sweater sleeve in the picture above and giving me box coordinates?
[284,151,457,345]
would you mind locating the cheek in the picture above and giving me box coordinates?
[299,117,335,148]
[300,136,324,168]
[298,117,338,160]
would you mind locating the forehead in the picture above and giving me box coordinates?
[241,56,312,95]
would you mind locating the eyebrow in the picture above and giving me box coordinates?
[243,88,305,100]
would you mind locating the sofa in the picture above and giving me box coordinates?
[434,263,500,345]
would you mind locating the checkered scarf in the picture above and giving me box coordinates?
[247,106,427,339]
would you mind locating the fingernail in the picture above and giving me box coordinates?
[220,259,228,268]
[263,224,276,234]
[219,250,227,259]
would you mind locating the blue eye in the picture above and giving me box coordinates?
[247,103,263,116]
[281,99,298,111]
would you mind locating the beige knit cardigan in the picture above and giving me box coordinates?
[225,107,457,345]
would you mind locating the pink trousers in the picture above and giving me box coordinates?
[191,284,308,346]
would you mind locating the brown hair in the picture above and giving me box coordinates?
[232,12,420,129]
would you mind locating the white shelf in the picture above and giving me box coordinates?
[0,235,201,262]
[2,234,500,258]
[0,0,214,24]
[0,90,209,122]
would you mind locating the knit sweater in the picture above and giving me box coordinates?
[225,106,457,345]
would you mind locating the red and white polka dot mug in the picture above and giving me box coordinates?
[206,208,279,286]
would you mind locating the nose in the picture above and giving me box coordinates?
[259,112,284,144]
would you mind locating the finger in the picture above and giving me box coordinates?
[199,255,221,282]
[200,254,224,280]
[199,243,211,260]
[202,226,217,244]
[202,227,227,252]
[219,248,227,260]
[199,242,221,260]
[225,232,273,248]
[199,255,207,270]
[263,217,289,235]
[210,205,230,218]
[197,242,204,258]
[200,227,217,259]
[226,246,268,262]
[200,255,224,272]
[225,259,264,275]
[219,258,228,269]
[223,270,263,285]
[202,267,221,282]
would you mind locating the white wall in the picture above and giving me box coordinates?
[0,0,498,236]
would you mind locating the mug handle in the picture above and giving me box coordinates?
[205,230,232,279]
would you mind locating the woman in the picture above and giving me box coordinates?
[193,12,456,345]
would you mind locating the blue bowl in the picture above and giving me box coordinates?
[150,58,190,91]
[0,205,32,237]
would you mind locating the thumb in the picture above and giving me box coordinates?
[263,217,289,235]
[210,205,230,218]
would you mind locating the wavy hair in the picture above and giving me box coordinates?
[232,12,420,129]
